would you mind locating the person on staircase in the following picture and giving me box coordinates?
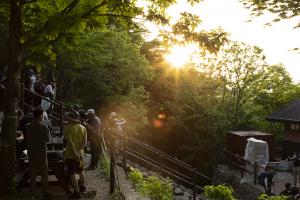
[64,110,87,199]
[41,80,55,113]
[86,109,101,170]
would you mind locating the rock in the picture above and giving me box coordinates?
[139,166,147,172]
[174,187,184,196]
[142,171,149,177]
[184,191,192,198]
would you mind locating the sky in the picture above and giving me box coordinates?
[160,0,300,82]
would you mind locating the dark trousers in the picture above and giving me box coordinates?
[90,141,100,167]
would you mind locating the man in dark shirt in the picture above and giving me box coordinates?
[86,109,101,170]
[26,107,51,198]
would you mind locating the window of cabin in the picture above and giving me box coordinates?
[290,123,300,131]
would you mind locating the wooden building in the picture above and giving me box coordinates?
[227,131,275,161]
[266,99,300,158]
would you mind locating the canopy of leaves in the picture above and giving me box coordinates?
[240,0,300,28]
[53,30,151,134]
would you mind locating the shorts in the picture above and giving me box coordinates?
[66,159,83,174]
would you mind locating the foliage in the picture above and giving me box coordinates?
[128,168,144,187]
[128,168,173,200]
[110,191,124,200]
[257,194,289,200]
[204,185,235,200]
[240,0,300,29]
[100,153,110,179]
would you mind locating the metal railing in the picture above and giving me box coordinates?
[104,128,211,200]
[20,84,64,136]
[101,128,123,199]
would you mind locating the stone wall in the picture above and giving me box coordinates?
[212,165,264,200]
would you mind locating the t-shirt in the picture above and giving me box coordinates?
[87,116,101,136]
[64,122,87,159]
[25,120,50,158]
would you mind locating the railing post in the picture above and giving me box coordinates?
[60,103,63,136]
[20,83,24,111]
[158,152,162,174]
[110,135,115,194]
[254,161,257,185]
[122,132,127,172]
[193,168,197,200]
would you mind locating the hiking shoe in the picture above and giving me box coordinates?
[69,191,81,199]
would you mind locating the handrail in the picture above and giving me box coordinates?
[127,147,193,182]
[23,87,63,106]
[21,84,64,137]
[105,127,210,199]
[109,128,192,169]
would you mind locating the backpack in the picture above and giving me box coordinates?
[258,172,266,186]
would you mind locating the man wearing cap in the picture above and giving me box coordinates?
[86,109,101,170]
[26,107,51,199]
[64,111,87,199]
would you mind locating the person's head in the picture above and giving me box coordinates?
[109,112,117,119]
[265,165,271,172]
[33,107,44,121]
[86,109,95,118]
[69,110,80,122]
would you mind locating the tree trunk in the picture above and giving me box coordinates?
[0,0,22,195]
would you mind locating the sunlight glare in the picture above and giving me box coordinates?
[165,44,197,68]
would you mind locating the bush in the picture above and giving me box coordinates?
[100,153,110,179]
[128,168,144,187]
[139,176,173,200]
[128,168,173,200]
[204,185,235,200]
[257,194,289,200]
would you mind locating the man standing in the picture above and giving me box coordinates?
[26,107,51,199]
[64,111,87,199]
[86,109,101,170]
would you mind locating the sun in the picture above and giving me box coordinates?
[164,44,197,68]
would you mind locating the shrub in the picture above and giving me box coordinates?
[100,153,110,179]
[204,185,235,200]
[128,168,173,200]
[257,194,289,200]
[128,168,144,187]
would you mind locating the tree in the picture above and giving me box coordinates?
[0,0,228,194]
[241,0,300,28]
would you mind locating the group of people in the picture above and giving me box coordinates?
[19,106,101,199]
[24,69,56,113]
[258,153,300,199]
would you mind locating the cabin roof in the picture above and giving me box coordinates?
[266,99,300,123]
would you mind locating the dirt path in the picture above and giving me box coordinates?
[3,158,110,200]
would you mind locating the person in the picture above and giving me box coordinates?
[280,182,292,196]
[86,109,101,170]
[25,107,51,199]
[34,73,45,106]
[64,110,87,199]
[41,81,55,113]
[292,153,300,187]
[265,165,275,195]
[108,112,126,131]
